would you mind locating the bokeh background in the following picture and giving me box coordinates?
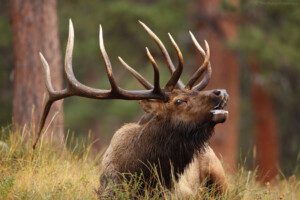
[1,0,299,181]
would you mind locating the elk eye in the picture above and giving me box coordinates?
[175,99,185,106]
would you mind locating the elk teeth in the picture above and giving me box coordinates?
[211,110,228,115]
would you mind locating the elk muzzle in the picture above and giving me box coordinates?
[210,89,229,124]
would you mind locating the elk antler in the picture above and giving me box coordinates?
[185,32,212,91]
[118,22,185,91]
[118,35,183,92]
[33,19,167,148]
[164,33,184,91]
[119,23,211,92]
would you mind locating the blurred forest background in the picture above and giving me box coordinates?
[0,0,300,183]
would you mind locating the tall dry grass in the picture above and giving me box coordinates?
[0,127,299,199]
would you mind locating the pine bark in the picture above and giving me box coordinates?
[194,0,240,171]
[10,0,63,141]
[250,61,279,182]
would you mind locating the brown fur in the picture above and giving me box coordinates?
[99,89,228,195]
[175,146,227,197]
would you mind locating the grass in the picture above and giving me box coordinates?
[0,128,100,199]
[0,128,299,199]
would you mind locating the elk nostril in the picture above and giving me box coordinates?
[213,90,221,96]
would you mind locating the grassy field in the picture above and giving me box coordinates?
[0,128,299,199]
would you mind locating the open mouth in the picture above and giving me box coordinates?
[212,94,228,110]
[210,95,229,123]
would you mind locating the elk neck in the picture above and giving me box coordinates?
[136,114,215,187]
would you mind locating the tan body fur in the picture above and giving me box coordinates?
[176,145,227,197]
[101,123,142,179]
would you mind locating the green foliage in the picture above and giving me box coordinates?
[0,0,12,125]
[238,0,300,71]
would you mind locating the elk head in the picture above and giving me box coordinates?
[140,89,228,125]
[33,20,228,148]
[120,22,228,127]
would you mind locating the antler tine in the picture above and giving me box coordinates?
[99,25,119,92]
[139,21,184,88]
[165,33,184,91]
[185,32,212,90]
[189,31,206,57]
[192,40,212,91]
[192,62,212,91]
[39,53,55,94]
[118,56,153,90]
[145,47,162,94]
[40,52,70,99]
[64,20,110,96]
[64,19,76,87]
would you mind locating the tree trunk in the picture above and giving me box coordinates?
[193,0,240,172]
[250,61,279,182]
[10,0,63,141]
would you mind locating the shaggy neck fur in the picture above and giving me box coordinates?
[136,115,215,188]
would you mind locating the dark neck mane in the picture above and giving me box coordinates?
[137,114,215,187]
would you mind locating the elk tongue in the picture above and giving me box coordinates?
[210,109,228,123]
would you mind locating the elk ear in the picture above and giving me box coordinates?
[139,100,162,114]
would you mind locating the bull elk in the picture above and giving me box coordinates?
[34,19,229,197]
